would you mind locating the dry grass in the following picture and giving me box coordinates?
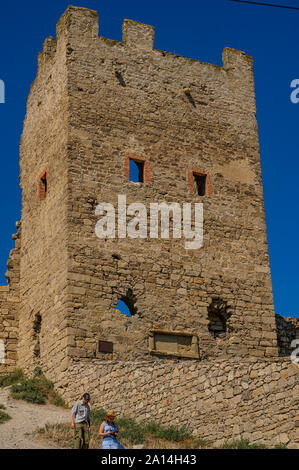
[30,407,284,450]
[32,421,285,449]
[32,422,213,449]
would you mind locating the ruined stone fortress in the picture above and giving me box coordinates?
[0,6,298,447]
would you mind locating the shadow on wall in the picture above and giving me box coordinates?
[275,314,299,356]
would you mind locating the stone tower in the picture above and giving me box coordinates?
[4,6,279,380]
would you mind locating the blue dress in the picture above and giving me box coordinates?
[101,421,125,449]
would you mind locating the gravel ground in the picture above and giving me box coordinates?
[0,386,70,449]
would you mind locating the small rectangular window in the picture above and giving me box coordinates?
[193,173,206,196]
[33,314,42,358]
[98,340,113,353]
[124,153,150,183]
[129,159,144,182]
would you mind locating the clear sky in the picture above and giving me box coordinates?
[0,0,298,317]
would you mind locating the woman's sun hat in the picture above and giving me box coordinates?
[105,409,117,419]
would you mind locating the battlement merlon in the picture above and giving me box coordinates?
[122,19,155,50]
[54,6,253,73]
[56,5,99,40]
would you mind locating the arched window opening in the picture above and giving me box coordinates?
[115,289,137,317]
[208,299,231,338]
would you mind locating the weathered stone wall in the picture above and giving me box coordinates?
[57,6,278,363]
[1,6,298,450]
[0,222,21,375]
[16,4,282,377]
[60,358,298,448]
[18,24,70,378]
[276,314,299,356]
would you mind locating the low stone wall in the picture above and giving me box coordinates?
[58,358,298,448]
[0,223,21,375]
[0,286,18,375]
[276,314,299,356]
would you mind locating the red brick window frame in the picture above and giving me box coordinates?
[124,153,151,183]
[38,168,48,201]
[188,167,212,196]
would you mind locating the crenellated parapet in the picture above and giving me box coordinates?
[32,5,255,115]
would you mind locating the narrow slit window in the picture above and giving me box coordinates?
[129,159,144,183]
[41,174,47,193]
[33,314,42,358]
[38,169,48,200]
[193,173,206,196]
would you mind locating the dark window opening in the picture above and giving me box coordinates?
[193,173,206,196]
[115,288,137,317]
[208,299,231,338]
[130,159,144,183]
[115,71,126,87]
[33,314,42,357]
[40,175,47,193]
[38,170,48,201]
[98,340,113,353]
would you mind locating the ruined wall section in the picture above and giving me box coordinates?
[18,26,70,378]
[276,314,299,356]
[0,222,21,375]
[61,358,298,448]
[59,7,277,363]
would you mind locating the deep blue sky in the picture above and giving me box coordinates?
[0,0,298,317]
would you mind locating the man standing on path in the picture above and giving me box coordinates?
[71,393,91,449]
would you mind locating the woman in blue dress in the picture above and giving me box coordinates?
[99,410,125,449]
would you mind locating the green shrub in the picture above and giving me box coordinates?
[53,395,67,408]
[220,438,267,449]
[0,403,6,410]
[142,421,160,434]
[184,437,211,449]
[35,412,210,449]
[33,367,43,377]
[90,409,106,426]
[0,410,11,424]
[11,378,47,404]
[9,370,66,407]
[89,414,192,446]
[143,421,191,442]
[0,369,25,388]
[118,418,145,445]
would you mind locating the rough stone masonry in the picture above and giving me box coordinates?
[0,6,298,447]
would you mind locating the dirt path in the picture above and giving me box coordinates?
[0,386,70,449]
